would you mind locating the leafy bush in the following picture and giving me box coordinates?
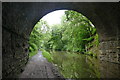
[29,43,38,58]
[29,43,38,51]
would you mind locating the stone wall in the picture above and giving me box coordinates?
[99,40,120,64]
[2,3,35,78]
[2,28,29,78]
[99,61,120,78]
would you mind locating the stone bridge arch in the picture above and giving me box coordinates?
[2,2,120,78]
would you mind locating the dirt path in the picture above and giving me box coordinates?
[19,51,63,78]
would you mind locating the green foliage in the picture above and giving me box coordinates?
[28,43,38,58]
[29,43,38,51]
[29,20,50,57]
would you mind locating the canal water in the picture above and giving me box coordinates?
[49,51,120,78]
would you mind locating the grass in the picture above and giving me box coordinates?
[41,49,53,62]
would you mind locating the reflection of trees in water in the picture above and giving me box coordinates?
[50,51,100,78]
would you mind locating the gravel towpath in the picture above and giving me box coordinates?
[19,51,63,78]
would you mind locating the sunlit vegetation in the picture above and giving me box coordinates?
[29,10,99,58]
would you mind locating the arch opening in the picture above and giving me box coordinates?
[28,10,101,78]
[29,10,99,58]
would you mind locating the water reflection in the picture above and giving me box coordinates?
[50,51,120,78]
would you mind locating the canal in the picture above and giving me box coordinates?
[49,51,120,78]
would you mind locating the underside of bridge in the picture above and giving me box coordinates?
[2,2,120,78]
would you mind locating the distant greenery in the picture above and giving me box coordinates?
[28,10,99,58]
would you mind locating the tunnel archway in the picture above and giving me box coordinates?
[2,2,120,78]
